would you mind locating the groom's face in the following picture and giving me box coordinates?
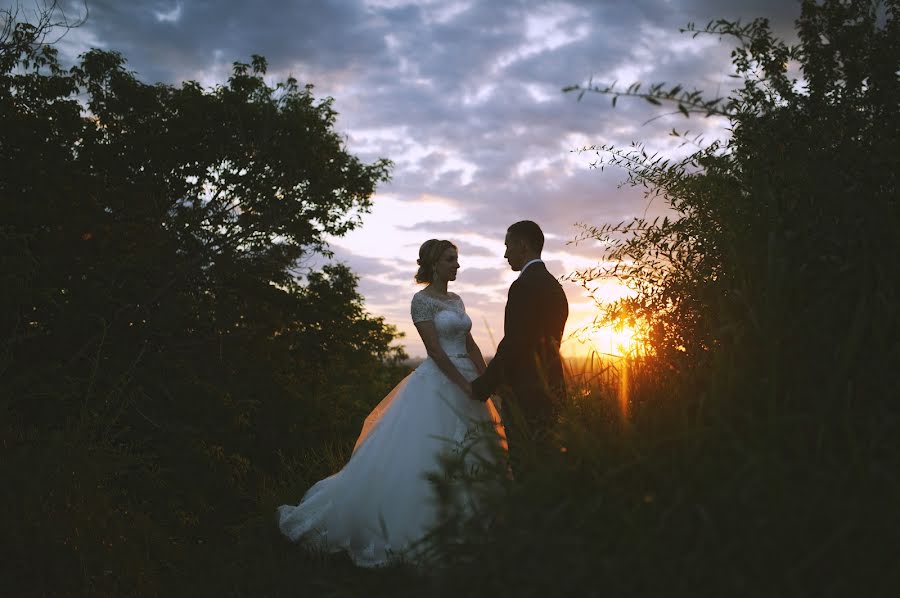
[504,232,526,271]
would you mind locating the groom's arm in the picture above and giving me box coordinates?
[465,332,487,375]
[472,281,530,401]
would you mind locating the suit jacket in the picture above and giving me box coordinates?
[472,262,569,416]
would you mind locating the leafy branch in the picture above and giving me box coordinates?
[562,78,731,118]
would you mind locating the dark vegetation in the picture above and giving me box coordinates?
[432,2,898,597]
[2,0,898,596]
[1,3,408,595]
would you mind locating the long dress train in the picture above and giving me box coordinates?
[276,291,505,567]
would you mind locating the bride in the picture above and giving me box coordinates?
[277,239,506,567]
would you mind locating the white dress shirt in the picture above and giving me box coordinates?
[518,258,543,278]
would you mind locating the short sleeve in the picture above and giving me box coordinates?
[410,292,434,323]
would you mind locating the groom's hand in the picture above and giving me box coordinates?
[470,376,488,402]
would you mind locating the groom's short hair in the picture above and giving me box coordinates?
[507,220,544,253]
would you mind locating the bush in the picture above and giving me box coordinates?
[1,14,408,596]
[425,1,900,596]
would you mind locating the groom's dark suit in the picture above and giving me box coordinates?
[472,261,568,468]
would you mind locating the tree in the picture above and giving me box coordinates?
[565,0,899,406]
[1,14,406,595]
[1,1,87,60]
[418,3,900,597]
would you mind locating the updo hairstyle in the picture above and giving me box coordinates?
[415,239,457,284]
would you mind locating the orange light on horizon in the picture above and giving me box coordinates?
[562,320,641,421]
[563,321,644,359]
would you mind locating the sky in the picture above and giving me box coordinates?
[42,0,803,358]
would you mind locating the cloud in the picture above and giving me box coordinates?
[457,266,505,287]
[59,0,802,355]
[452,239,496,258]
[396,219,470,233]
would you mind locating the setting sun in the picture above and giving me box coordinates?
[563,320,646,359]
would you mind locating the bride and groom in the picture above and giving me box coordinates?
[277,220,569,567]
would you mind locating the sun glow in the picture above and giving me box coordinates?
[564,322,644,359]
[561,320,643,420]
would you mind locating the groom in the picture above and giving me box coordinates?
[472,220,569,474]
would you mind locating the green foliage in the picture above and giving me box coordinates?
[1,15,408,596]
[4,1,898,596]
[567,0,899,403]
[428,353,900,597]
[420,1,900,596]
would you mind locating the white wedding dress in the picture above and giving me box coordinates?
[277,290,506,568]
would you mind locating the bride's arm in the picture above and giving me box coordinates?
[465,332,487,375]
[415,321,473,396]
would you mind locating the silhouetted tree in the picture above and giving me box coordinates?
[566,0,899,407]
[1,12,406,595]
[412,3,900,598]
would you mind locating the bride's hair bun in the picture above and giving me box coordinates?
[415,239,457,284]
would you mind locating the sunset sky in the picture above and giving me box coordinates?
[49,0,803,357]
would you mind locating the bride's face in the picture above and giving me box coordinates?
[433,248,459,283]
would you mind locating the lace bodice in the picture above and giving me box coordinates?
[279,287,504,569]
[410,290,471,356]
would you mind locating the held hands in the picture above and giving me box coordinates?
[464,379,488,403]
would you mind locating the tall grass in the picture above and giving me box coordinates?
[3,1,897,596]
[419,3,900,594]
[418,347,898,597]
[18,341,887,597]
